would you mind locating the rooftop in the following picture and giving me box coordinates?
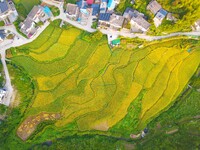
[195,19,200,26]
[0,29,6,40]
[99,13,111,21]
[123,7,144,21]
[155,9,167,20]
[108,0,115,10]
[21,17,34,30]
[159,8,167,16]
[28,5,43,19]
[87,0,94,5]
[77,0,87,9]
[109,14,125,27]
[66,3,79,15]
[131,16,151,30]
[91,4,100,16]
[111,38,120,45]
[147,0,162,15]
[0,0,9,14]
[43,6,51,17]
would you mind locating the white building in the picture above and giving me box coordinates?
[194,20,200,31]
[20,5,52,38]
[0,89,6,104]
[153,8,168,27]
[100,0,107,13]
[0,0,18,25]
[107,0,120,11]
[130,16,151,32]
[66,3,80,21]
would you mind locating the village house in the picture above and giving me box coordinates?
[66,3,80,21]
[0,89,6,105]
[130,16,151,32]
[98,13,111,28]
[123,7,144,21]
[147,0,168,27]
[94,0,100,3]
[153,8,167,27]
[20,5,52,38]
[98,13,124,30]
[0,0,18,25]
[193,20,200,31]
[147,0,162,15]
[111,38,120,46]
[100,0,108,13]
[0,29,7,42]
[91,4,100,16]
[109,14,125,30]
[166,13,177,22]
[87,0,94,5]
[107,0,120,11]
[123,7,150,32]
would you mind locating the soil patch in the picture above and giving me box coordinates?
[17,112,60,141]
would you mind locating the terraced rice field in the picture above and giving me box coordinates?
[10,21,200,140]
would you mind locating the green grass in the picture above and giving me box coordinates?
[0,21,5,27]
[49,6,60,17]
[135,73,200,149]
[13,0,40,18]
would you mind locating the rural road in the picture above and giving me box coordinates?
[0,49,13,106]
[0,0,200,106]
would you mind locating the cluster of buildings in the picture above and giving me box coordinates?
[97,0,152,32]
[65,0,151,33]
[19,5,53,38]
[147,0,168,27]
[0,0,18,25]
[0,0,200,40]
[147,0,177,27]
[65,0,120,25]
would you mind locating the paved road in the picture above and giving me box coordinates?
[100,29,200,41]
[0,50,13,106]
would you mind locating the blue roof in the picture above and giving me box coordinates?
[99,13,111,21]
[76,1,82,7]
[107,0,115,9]
[77,0,87,8]
[91,4,100,16]
[0,30,6,39]
[102,0,107,2]
[107,0,112,7]
[159,9,167,16]
[43,6,52,17]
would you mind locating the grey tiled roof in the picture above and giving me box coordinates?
[109,14,125,27]
[0,0,9,14]
[131,16,151,30]
[27,5,42,19]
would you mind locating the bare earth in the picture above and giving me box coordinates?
[17,112,60,141]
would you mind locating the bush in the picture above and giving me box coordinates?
[0,105,7,114]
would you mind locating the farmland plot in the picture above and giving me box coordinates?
[10,21,200,140]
